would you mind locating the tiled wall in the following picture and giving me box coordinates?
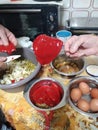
[60,0,98,28]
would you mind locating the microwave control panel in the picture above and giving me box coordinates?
[41,5,59,36]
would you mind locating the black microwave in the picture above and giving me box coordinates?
[0,4,59,40]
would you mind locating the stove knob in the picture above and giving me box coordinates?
[49,25,54,31]
[49,14,54,22]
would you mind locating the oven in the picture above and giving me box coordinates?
[0,4,59,40]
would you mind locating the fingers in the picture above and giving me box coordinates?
[0,57,7,71]
[64,35,83,56]
[5,28,17,46]
[68,48,97,58]
[0,24,17,46]
[65,35,78,52]
[65,35,92,58]
[0,62,7,71]
[67,35,85,53]
[0,26,9,46]
[0,57,7,62]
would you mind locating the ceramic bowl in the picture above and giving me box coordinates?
[24,77,68,111]
[86,65,98,77]
[51,54,85,77]
[0,48,41,89]
[68,76,98,118]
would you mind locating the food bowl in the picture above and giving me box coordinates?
[24,77,68,111]
[0,48,41,89]
[51,54,85,77]
[68,76,98,118]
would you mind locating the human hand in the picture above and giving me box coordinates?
[0,24,17,46]
[0,57,7,71]
[64,34,98,58]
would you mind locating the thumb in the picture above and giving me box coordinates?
[0,57,7,62]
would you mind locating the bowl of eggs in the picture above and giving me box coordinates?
[68,76,98,118]
[23,77,68,111]
[50,54,85,77]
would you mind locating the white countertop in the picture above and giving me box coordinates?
[0,0,64,6]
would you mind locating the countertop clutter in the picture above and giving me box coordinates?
[0,55,98,130]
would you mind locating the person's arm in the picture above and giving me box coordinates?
[64,34,98,58]
[0,24,17,71]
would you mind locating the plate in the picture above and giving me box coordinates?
[86,65,98,77]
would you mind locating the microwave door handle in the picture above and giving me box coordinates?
[0,9,41,13]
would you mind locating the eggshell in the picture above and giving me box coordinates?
[79,82,90,94]
[90,99,98,112]
[70,88,82,102]
[91,88,98,98]
[77,99,90,112]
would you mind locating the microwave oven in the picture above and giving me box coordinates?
[0,4,59,40]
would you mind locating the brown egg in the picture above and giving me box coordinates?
[77,99,90,112]
[70,88,82,102]
[79,82,90,94]
[91,88,98,98]
[90,99,98,112]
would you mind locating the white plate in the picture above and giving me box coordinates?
[86,65,98,77]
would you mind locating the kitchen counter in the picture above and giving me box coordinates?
[0,55,98,130]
